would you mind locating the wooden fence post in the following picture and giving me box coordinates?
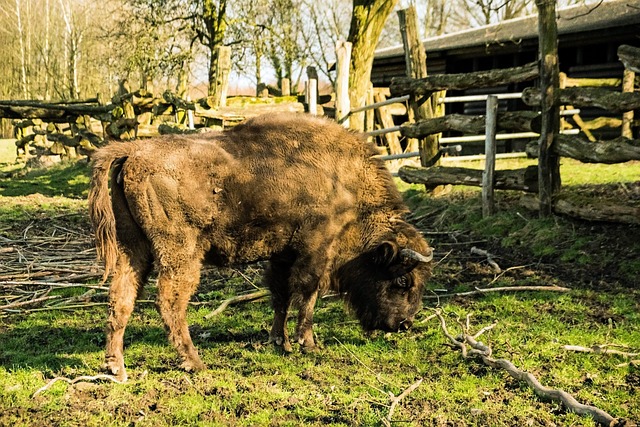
[622,69,635,138]
[335,41,352,127]
[308,79,317,115]
[365,83,374,135]
[398,6,440,166]
[212,46,231,108]
[483,96,498,217]
[281,78,291,97]
[307,66,318,115]
[536,0,561,217]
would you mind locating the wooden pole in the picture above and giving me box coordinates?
[398,6,440,165]
[307,66,318,115]
[281,78,291,97]
[622,69,635,138]
[335,41,352,127]
[483,96,498,217]
[536,0,561,217]
[308,79,317,115]
[365,82,374,136]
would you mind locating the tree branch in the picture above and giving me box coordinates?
[432,310,630,426]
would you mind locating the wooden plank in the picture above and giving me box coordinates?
[559,72,595,142]
[622,69,635,138]
[373,92,403,155]
[483,96,498,217]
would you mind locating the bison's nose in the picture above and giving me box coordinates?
[399,319,413,331]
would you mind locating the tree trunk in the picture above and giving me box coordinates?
[204,0,228,97]
[347,0,400,131]
[16,0,29,98]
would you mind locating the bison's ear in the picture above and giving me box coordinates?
[373,241,433,277]
[373,241,400,266]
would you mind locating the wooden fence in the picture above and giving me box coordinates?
[1,84,246,164]
[331,5,640,224]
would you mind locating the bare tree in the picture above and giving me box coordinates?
[303,0,351,86]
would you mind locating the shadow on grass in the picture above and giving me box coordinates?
[0,324,166,372]
[0,161,90,199]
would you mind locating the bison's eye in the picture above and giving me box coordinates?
[395,276,410,288]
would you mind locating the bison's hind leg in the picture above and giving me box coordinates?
[104,244,152,382]
[155,254,206,373]
[104,163,153,382]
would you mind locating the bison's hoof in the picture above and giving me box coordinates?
[269,335,293,353]
[181,359,206,373]
[103,361,128,382]
[298,338,318,353]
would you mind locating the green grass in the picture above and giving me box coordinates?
[0,161,90,199]
[0,158,639,426]
[1,287,638,426]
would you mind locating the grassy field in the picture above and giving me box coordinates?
[0,153,639,426]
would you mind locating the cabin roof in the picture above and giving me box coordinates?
[375,0,640,60]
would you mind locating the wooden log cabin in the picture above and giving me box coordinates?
[371,0,640,154]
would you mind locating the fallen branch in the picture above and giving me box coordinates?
[432,310,629,426]
[424,285,570,299]
[204,289,271,319]
[33,374,124,397]
[563,344,640,358]
[470,246,502,273]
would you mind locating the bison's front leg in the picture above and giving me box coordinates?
[289,257,329,352]
[156,261,205,373]
[266,259,293,352]
[294,289,318,351]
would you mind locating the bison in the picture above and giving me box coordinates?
[89,113,432,381]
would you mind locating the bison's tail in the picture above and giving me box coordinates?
[88,144,135,282]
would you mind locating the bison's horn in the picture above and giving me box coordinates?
[401,248,433,263]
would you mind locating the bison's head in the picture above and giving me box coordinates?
[338,229,432,332]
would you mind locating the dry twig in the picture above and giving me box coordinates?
[382,378,423,427]
[563,344,640,358]
[424,285,570,299]
[432,309,630,426]
[32,374,124,397]
[204,289,270,319]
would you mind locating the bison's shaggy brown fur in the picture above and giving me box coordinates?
[89,114,432,381]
